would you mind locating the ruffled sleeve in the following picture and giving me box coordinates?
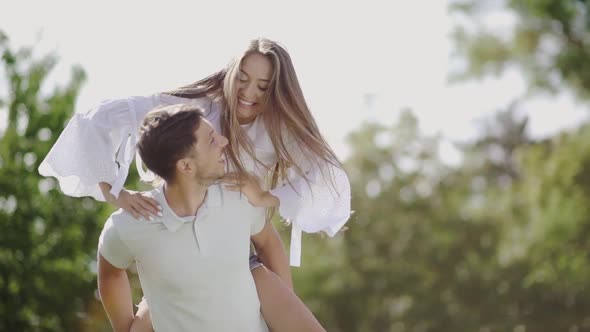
[38,94,164,201]
[269,136,352,267]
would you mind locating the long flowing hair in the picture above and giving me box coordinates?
[164,38,343,202]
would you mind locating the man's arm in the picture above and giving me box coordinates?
[251,220,293,289]
[97,253,134,332]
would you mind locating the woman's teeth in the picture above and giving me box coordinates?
[239,98,255,106]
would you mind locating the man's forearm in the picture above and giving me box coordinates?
[98,265,134,332]
[255,225,293,289]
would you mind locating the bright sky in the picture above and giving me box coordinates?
[1,0,587,162]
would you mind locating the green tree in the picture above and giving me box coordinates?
[294,111,506,331]
[500,123,590,330]
[294,106,590,331]
[0,31,110,331]
[450,0,590,99]
[289,2,590,329]
[448,1,590,328]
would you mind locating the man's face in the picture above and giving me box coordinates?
[186,119,228,183]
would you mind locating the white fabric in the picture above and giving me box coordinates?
[39,93,351,266]
[38,94,213,200]
[98,185,268,332]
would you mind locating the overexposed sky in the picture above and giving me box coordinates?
[1,0,587,160]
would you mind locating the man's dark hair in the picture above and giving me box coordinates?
[137,104,204,183]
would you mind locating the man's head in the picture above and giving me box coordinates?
[137,104,228,186]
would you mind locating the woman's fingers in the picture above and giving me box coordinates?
[132,204,151,221]
[125,195,151,221]
[124,204,142,221]
[135,195,161,218]
[119,189,161,221]
[140,194,162,214]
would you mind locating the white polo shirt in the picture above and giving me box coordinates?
[98,184,269,332]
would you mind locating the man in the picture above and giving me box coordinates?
[97,104,281,331]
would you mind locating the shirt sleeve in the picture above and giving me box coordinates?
[269,135,352,266]
[98,217,134,269]
[38,94,170,201]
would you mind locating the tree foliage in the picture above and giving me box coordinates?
[0,31,110,331]
[450,0,590,99]
[294,106,590,331]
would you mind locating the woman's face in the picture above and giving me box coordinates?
[235,53,273,125]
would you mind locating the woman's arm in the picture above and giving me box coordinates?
[269,135,352,267]
[38,94,203,220]
[38,95,163,201]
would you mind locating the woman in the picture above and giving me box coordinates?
[39,38,350,331]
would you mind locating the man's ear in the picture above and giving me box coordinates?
[176,158,194,176]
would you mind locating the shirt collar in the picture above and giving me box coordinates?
[154,183,223,232]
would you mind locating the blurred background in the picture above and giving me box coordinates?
[1,0,590,331]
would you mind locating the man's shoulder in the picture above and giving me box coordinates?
[215,184,247,206]
[102,209,137,240]
[215,185,265,217]
[108,208,136,225]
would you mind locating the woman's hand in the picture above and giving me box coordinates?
[99,183,162,221]
[117,190,162,221]
[222,173,279,208]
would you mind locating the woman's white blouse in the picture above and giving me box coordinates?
[39,94,351,266]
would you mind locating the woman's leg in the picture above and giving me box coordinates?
[251,265,326,332]
[129,298,154,332]
[129,256,325,332]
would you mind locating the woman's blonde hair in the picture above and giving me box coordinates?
[165,38,343,201]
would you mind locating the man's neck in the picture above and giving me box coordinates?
[164,180,209,218]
